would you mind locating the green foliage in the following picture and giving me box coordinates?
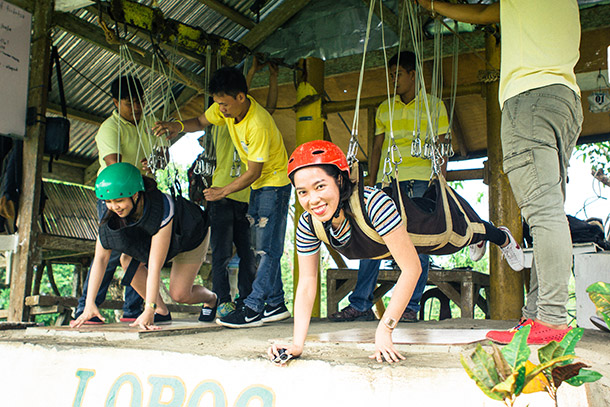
[587,281,610,329]
[500,325,530,369]
[576,142,610,173]
[461,326,601,406]
[537,328,603,391]
[155,163,189,198]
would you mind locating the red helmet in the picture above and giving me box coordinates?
[287,140,350,179]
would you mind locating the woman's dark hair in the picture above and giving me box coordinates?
[290,164,355,218]
[100,175,158,226]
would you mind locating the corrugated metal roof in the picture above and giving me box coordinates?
[48,0,283,163]
[44,0,610,165]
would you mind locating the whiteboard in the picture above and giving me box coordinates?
[0,1,32,138]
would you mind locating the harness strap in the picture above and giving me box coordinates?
[121,258,140,286]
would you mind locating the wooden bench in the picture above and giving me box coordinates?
[326,267,490,319]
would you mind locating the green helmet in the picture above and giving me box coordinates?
[95,162,144,200]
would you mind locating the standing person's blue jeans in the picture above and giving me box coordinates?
[349,180,430,314]
[209,198,256,304]
[75,200,143,318]
[243,184,292,312]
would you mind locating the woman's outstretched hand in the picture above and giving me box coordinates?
[130,308,161,331]
[70,304,104,328]
[267,343,302,366]
[369,324,406,364]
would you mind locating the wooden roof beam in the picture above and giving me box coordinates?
[193,0,255,29]
[47,102,105,126]
[53,12,205,91]
[240,0,311,50]
[324,82,482,114]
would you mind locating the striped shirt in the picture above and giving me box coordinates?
[296,186,403,256]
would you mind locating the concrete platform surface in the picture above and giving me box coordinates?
[0,318,608,406]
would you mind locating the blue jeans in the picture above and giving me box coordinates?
[350,180,430,313]
[209,198,256,304]
[76,200,143,317]
[501,84,583,326]
[243,184,292,313]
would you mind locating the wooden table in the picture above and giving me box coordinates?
[326,267,490,319]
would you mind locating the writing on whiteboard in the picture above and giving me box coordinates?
[0,0,31,138]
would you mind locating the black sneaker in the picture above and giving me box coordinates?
[400,308,419,323]
[217,305,263,328]
[154,312,172,323]
[261,303,291,323]
[199,297,218,322]
[328,305,375,322]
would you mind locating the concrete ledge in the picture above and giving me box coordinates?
[1,319,608,406]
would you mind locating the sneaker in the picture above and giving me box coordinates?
[217,305,263,328]
[199,297,218,322]
[261,303,291,323]
[154,312,172,323]
[400,308,419,323]
[83,317,104,325]
[469,240,486,262]
[498,226,525,271]
[526,321,572,345]
[217,302,236,318]
[486,318,534,344]
[119,313,141,323]
[328,305,375,322]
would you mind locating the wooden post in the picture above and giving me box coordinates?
[293,57,324,317]
[485,32,524,320]
[8,0,53,322]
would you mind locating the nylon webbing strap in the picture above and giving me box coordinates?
[121,258,140,286]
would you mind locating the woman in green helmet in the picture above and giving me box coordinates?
[71,162,217,330]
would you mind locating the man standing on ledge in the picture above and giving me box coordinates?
[415,0,583,344]
[153,67,292,328]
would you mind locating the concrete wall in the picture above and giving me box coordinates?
[0,342,589,406]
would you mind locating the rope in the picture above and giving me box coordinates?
[379,0,406,183]
[346,0,377,167]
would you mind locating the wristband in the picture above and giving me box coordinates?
[145,302,157,310]
[176,120,185,133]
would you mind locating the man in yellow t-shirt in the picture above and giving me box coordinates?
[200,59,280,322]
[76,76,155,324]
[330,51,449,324]
[416,0,583,345]
[153,67,291,328]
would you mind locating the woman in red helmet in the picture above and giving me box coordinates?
[268,140,523,364]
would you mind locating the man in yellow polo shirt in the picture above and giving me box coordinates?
[153,67,291,328]
[330,51,449,323]
[416,0,583,344]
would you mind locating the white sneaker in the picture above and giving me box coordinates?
[498,226,524,271]
[469,240,486,262]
